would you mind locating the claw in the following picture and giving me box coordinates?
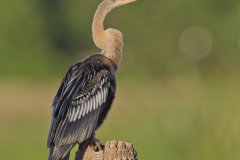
[88,136,103,151]
[93,141,103,151]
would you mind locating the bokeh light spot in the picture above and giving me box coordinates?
[179,26,213,60]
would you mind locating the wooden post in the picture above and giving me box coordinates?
[75,140,138,160]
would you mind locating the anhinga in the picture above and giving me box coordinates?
[47,0,136,160]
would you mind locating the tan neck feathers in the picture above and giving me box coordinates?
[92,1,123,67]
[92,1,111,49]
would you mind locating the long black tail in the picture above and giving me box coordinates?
[48,144,74,160]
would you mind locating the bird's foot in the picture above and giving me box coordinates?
[89,137,103,152]
[93,141,103,152]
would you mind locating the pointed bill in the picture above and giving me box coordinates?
[124,0,137,4]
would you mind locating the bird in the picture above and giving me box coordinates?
[47,0,137,160]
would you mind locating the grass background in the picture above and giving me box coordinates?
[1,76,240,160]
[1,0,240,159]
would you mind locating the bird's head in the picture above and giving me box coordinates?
[105,0,137,8]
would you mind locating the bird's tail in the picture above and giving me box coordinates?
[48,144,74,160]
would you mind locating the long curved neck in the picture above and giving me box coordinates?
[92,1,112,49]
[92,1,123,67]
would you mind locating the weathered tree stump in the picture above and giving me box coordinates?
[75,140,137,160]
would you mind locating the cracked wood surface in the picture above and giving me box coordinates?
[75,140,137,160]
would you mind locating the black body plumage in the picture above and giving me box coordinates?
[47,54,116,160]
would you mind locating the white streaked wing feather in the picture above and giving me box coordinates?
[73,105,80,122]
[70,75,110,122]
[69,107,75,122]
[78,103,84,119]
[101,89,104,104]
[86,98,90,114]
[103,87,106,102]
[67,108,71,121]
[83,100,89,116]
[98,90,101,104]
[93,94,97,110]
[89,98,93,113]
[97,91,101,105]
[104,87,108,102]
[82,102,86,117]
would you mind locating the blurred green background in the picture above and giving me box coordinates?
[1,0,240,159]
